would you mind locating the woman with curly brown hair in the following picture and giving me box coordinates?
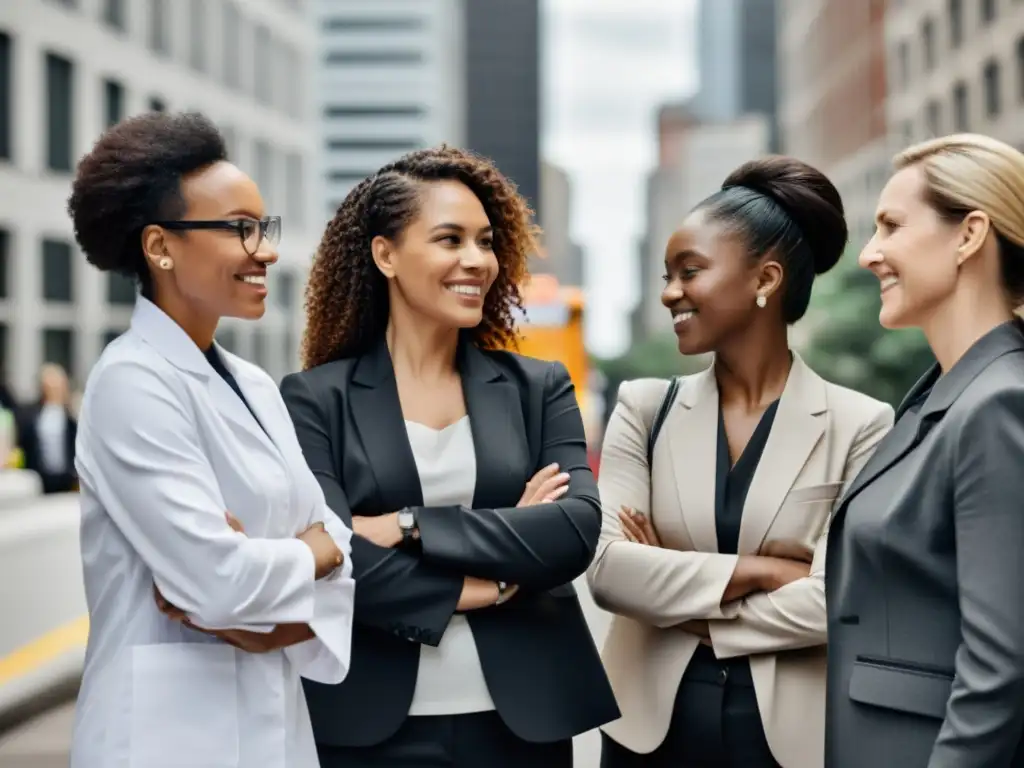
[280,146,619,767]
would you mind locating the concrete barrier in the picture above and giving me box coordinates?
[0,494,86,725]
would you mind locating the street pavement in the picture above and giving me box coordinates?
[0,576,615,768]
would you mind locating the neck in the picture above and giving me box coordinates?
[385,304,460,382]
[922,290,1012,372]
[152,290,218,351]
[713,322,792,409]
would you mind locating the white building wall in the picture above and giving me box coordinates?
[0,0,318,396]
[317,0,465,219]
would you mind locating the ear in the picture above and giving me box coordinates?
[141,224,168,270]
[956,211,991,265]
[757,258,785,299]
[371,235,396,279]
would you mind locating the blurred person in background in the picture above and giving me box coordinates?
[280,146,619,768]
[17,363,77,494]
[826,134,1024,767]
[66,112,355,768]
[588,156,893,768]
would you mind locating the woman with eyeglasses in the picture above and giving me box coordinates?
[67,112,355,768]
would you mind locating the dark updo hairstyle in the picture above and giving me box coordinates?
[694,155,848,324]
[67,112,228,299]
[301,145,538,370]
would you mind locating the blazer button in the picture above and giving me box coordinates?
[718,668,729,684]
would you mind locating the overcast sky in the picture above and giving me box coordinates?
[542,0,698,357]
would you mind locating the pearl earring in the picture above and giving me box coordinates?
[158,257,173,270]
[756,294,767,308]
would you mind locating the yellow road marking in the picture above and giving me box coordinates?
[0,616,89,686]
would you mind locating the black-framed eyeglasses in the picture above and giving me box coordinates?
[154,216,282,256]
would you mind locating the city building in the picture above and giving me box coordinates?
[317,0,540,221]
[535,161,584,287]
[776,0,888,250]
[690,0,780,151]
[886,0,1024,154]
[0,0,319,396]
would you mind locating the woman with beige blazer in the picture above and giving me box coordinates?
[587,156,893,768]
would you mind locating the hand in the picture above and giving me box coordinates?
[761,539,814,564]
[298,523,344,579]
[678,619,711,640]
[351,513,402,549]
[456,577,519,611]
[517,463,570,507]
[756,556,812,592]
[619,505,661,547]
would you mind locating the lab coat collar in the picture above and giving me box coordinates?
[130,297,225,379]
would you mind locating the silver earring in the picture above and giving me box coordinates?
[158,257,173,270]
[756,294,767,308]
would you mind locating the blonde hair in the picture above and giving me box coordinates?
[894,133,1024,299]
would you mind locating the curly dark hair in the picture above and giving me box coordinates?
[67,112,227,298]
[302,145,538,370]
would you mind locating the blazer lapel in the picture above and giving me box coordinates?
[667,368,720,553]
[737,355,826,554]
[460,343,527,509]
[348,338,424,512]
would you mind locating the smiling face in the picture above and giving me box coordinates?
[144,161,278,323]
[660,208,782,355]
[372,179,500,330]
[860,165,965,329]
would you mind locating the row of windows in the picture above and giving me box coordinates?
[897,39,1024,141]
[0,29,306,226]
[0,229,299,309]
[893,0,1024,89]
[47,0,305,117]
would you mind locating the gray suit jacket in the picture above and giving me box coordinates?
[825,320,1024,768]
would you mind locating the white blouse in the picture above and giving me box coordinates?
[404,416,495,716]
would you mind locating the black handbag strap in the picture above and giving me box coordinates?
[646,376,681,468]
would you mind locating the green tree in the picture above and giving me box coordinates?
[798,251,933,407]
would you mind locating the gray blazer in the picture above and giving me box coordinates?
[825,320,1024,768]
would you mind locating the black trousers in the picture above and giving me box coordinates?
[601,645,781,768]
[316,710,573,768]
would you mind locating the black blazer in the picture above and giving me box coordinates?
[825,321,1024,768]
[17,403,77,492]
[280,338,619,748]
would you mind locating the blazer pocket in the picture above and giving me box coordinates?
[786,481,844,505]
[130,643,240,767]
[849,656,953,720]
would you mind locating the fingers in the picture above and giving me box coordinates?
[618,507,648,545]
[225,511,246,534]
[518,463,568,507]
[153,584,187,622]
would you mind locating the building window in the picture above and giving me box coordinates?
[189,0,206,72]
[45,52,74,172]
[276,271,296,310]
[253,140,273,206]
[1017,36,1024,102]
[149,96,166,112]
[983,59,1002,117]
[102,0,126,30]
[921,18,936,71]
[254,25,271,105]
[148,0,169,55]
[981,0,997,24]
[106,272,135,305]
[0,229,9,299]
[0,32,10,161]
[103,78,124,128]
[897,40,911,90]
[221,125,237,160]
[949,0,964,48]
[284,152,304,227]
[42,239,73,302]
[223,2,241,90]
[925,99,943,135]
[952,80,970,131]
[102,328,125,348]
[42,328,74,373]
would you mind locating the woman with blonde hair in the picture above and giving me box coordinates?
[826,133,1024,767]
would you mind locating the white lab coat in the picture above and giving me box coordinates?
[70,297,355,768]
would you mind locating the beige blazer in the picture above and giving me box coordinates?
[586,356,892,768]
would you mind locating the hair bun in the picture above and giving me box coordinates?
[722,155,848,275]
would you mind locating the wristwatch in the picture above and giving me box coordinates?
[397,508,418,543]
[495,581,512,605]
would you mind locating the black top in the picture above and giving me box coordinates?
[714,400,780,556]
[278,336,619,747]
[204,345,266,434]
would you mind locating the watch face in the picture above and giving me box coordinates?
[398,511,415,530]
